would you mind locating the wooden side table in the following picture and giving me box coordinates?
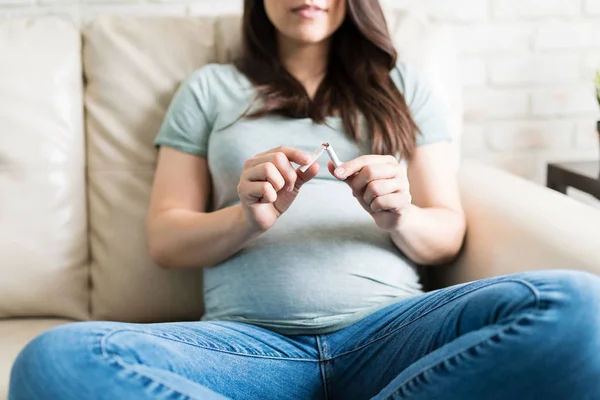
[546,161,600,200]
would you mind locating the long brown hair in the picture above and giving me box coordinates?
[235,0,419,158]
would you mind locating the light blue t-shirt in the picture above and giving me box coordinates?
[154,63,450,335]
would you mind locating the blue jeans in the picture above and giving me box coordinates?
[9,270,600,400]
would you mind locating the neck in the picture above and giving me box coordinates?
[278,36,330,99]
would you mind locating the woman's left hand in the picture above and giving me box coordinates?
[328,155,412,232]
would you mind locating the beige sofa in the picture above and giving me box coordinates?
[2,10,600,399]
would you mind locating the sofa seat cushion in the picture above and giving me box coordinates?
[0,319,72,400]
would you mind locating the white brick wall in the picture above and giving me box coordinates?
[485,121,574,151]
[420,0,489,23]
[188,1,243,16]
[490,55,580,86]
[535,22,600,49]
[455,23,533,54]
[492,0,581,19]
[459,58,487,87]
[585,0,600,15]
[464,89,530,119]
[575,120,600,147]
[532,86,599,117]
[461,124,486,156]
[0,0,599,185]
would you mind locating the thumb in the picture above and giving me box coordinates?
[327,161,352,183]
[295,160,320,189]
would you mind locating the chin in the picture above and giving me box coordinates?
[286,28,330,45]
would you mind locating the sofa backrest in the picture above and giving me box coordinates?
[0,10,462,322]
[0,17,89,320]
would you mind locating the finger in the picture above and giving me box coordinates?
[327,160,345,183]
[334,155,398,180]
[363,179,402,205]
[296,160,320,189]
[327,160,356,183]
[256,146,313,166]
[244,163,286,192]
[327,161,338,177]
[238,180,262,204]
[246,153,298,191]
[240,181,277,204]
[370,193,410,213]
[328,160,354,184]
[349,164,404,193]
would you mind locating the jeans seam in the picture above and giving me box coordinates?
[385,307,543,399]
[99,331,197,400]
[331,279,541,360]
[316,336,330,400]
[100,329,320,362]
[322,336,334,400]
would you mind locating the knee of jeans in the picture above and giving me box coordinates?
[101,329,174,370]
[535,270,600,323]
[533,270,600,368]
[9,322,114,397]
[463,279,540,325]
[543,269,600,300]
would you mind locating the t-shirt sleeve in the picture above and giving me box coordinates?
[391,62,451,147]
[154,69,213,157]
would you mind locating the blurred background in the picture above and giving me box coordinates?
[1,0,599,192]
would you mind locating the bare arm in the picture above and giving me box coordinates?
[389,142,466,266]
[331,141,466,267]
[146,147,259,269]
[147,146,318,269]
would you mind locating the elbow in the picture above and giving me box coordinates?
[415,248,458,267]
[427,212,466,266]
[146,214,183,269]
[419,226,467,267]
[413,248,460,267]
[146,222,178,269]
[146,216,169,269]
[423,246,462,266]
[147,236,176,269]
[147,232,211,270]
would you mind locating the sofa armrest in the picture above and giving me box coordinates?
[431,161,600,288]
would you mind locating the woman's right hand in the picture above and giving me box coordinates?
[238,146,320,232]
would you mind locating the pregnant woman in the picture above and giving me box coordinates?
[9,0,600,399]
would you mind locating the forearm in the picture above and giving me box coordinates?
[390,205,466,266]
[147,204,261,269]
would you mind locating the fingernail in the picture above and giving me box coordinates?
[287,185,294,192]
[334,168,345,177]
[301,154,312,164]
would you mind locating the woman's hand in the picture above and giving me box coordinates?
[238,146,319,232]
[328,155,411,232]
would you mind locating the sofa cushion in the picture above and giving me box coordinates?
[83,10,461,322]
[0,319,73,400]
[83,16,214,322]
[0,17,89,320]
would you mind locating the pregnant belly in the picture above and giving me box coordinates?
[202,218,422,323]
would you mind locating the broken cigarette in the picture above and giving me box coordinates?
[298,143,344,173]
[298,145,326,173]
[323,143,343,169]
